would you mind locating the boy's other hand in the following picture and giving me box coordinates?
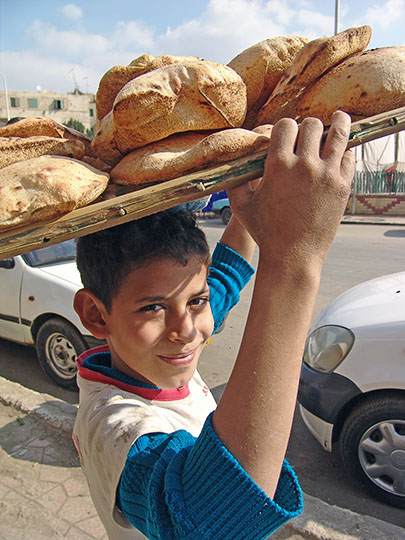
[228,111,355,268]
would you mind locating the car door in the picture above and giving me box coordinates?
[0,256,25,342]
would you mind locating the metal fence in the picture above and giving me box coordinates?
[353,170,405,194]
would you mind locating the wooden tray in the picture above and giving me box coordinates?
[1,107,404,259]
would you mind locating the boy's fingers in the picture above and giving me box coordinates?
[321,111,351,163]
[267,117,299,157]
[340,149,356,182]
[294,117,324,157]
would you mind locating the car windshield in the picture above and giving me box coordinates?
[22,239,77,267]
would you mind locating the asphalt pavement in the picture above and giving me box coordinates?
[1,213,405,540]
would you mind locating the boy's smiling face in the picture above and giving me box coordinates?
[100,255,214,389]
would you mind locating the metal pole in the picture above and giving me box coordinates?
[0,72,10,121]
[334,0,340,34]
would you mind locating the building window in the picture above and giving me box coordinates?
[89,108,94,117]
[27,98,38,108]
[10,97,20,107]
[53,99,63,110]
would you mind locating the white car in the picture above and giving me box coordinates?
[0,240,103,389]
[298,271,405,508]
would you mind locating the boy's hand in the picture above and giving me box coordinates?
[228,111,355,267]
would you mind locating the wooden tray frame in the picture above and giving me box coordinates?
[1,107,404,259]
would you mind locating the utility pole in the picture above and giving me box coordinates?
[334,0,340,34]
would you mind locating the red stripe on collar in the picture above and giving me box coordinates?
[76,345,190,401]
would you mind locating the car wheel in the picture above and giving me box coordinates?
[35,318,87,389]
[221,207,232,225]
[339,395,405,508]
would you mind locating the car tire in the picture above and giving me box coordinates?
[221,207,232,225]
[35,317,87,389]
[339,395,405,508]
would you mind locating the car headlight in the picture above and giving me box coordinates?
[303,325,354,373]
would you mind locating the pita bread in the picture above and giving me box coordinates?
[90,111,124,166]
[0,156,109,231]
[0,136,86,169]
[0,117,93,155]
[228,35,309,129]
[255,25,372,126]
[112,59,247,153]
[96,54,201,120]
[110,125,273,186]
[297,46,405,124]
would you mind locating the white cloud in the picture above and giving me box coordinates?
[4,0,403,94]
[112,20,156,51]
[363,0,405,30]
[28,20,110,57]
[62,3,83,21]
[154,0,287,63]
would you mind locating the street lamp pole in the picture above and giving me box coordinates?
[0,72,10,121]
[334,0,340,34]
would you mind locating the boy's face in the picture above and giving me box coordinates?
[102,255,214,389]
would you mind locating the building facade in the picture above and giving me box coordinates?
[0,89,97,133]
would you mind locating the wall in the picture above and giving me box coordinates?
[0,89,97,132]
[346,194,405,216]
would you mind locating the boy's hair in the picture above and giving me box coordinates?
[76,209,210,311]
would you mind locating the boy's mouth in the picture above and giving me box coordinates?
[158,350,197,367]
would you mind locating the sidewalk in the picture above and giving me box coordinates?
[0,376,404,540]
[341,214,405,226]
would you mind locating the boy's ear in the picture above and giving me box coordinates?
[73,289,110,340]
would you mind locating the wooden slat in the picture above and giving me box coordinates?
[0,107,404,259]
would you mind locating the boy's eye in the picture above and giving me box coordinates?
[139,304,163,313]
[189,297,209,309]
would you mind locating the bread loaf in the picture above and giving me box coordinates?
[0,136,86,169]
[0,156,109,231]
[112,59,247,153]
[111,125,273,185]
[255,26,372,125]
[297,46,405,124]
[228,35,309,129]
[0,117,93,155]
[96,54,202,120]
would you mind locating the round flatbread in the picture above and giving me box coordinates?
[0,136,85,169]
[96,54,202,121]
[255,25,372,126]
[112,58,247,153]
[0,116,93,155]
[0,156,109,231]
[297,46,405,124]
[228,35,309,129]
[110,125,273,186]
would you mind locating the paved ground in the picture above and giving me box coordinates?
[0,376,404,540]
[0,401,106,540]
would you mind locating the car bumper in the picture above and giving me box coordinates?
[298,362,361,437]
[299,404,334,451]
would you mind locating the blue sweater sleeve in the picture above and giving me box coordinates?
[208,242,255,333]
[117,413,303,540]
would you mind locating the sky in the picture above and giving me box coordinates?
[1,0,404,95]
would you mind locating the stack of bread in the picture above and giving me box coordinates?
[1,24,404,231]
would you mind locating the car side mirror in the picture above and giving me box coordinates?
[0,258,15,269]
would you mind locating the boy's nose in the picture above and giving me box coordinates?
[167,311,196,343]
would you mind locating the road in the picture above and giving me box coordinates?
[0,220,404,528]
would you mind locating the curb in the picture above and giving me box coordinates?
[0,375,404,540]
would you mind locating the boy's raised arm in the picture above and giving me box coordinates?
[212,111,355,498]
[217,179,261,264]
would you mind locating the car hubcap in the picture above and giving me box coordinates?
[358,420,405,497]
[46,333,77,379]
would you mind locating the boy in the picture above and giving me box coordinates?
[73,112,355,539]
